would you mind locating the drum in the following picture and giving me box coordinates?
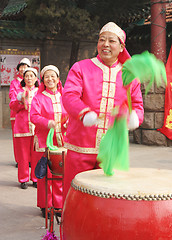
[62,168,172,240]
[48,147,67,176]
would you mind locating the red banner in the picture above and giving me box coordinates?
[158,46,172,139]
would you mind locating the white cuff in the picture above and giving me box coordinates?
[17,92,23,101]
[83,111,98,127]
[128,110,139,130]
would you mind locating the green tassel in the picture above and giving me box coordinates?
[97,117,129,176]
[122,51,167,95]
[46,128,58,151]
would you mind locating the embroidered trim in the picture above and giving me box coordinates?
[78,107,91,120]
[17,77,22,82]
[91,57,122,149]
[14,132,33,137]
[10,117,15,120]
[42,90,63,146]
[34,135,45,152]
[64,142,98,154]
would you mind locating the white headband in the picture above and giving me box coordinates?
[24,67,38,77]
[41,65,60,78]
[99,22,126,44]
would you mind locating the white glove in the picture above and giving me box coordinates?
[17,92,23,101]
[128,110,139,130]
[83,111,98,127]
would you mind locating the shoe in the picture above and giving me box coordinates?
[33,182,37,188]
[41,208,50,219]
[55,208,62,217]
[21,182,28,189]
[15,163,18,168]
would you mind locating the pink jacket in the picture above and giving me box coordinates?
[9,74,23,120]
[62,55,144,154]
[9,86,38,137]
[30,89,68,152]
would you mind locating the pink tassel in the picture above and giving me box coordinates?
[42,230,59,240]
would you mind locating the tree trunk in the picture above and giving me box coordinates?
[69,41,80,68]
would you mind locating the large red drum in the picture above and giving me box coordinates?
[48,147,67,176]
[62,168,172,240]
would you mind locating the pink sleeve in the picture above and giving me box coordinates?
[30,96,49,130]
[9,80,17,99]
[9,90,25,112]
[130,79,144,125]
[9,99,25,112]
[62,62,91,119]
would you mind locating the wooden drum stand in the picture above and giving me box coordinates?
[45,148,66,233]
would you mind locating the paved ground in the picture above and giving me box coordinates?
[0,128,172,239]
[0,128,60,240]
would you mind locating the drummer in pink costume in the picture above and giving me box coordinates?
[9,58,31,166]
[62,22,144,203]
[30,65,68,218]
[9,67,39,189]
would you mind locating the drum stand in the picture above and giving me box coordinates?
[45,150,65,233]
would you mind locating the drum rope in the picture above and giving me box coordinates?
[71,180,172,201]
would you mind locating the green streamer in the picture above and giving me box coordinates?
[97,117,129,176]
[46,128,59,151]
[122,51,167,95]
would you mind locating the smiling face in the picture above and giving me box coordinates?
[24,71,37,88]
[43,70,59,92]
[97,31,124,67]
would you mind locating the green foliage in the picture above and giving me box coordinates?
[24,0,99,40]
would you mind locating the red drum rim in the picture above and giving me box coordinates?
[72,168,172,201]
[49,147,67,155]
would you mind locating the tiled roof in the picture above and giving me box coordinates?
[1,0,27,19]
[0,20,45,39]
[144,2,172,25]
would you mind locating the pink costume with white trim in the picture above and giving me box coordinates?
[9,86,38,183]
[9,74,23,162]
[62,55,144,202]
[30,88,68,209]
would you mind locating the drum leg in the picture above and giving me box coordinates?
[45,172,48,229]
[49,207,54,233]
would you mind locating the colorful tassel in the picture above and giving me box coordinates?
[41,230,59,240]
[46,128,59,151]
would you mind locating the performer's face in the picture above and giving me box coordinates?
[24,71,37,88]
[43,70,59,92]
[97,31,124,66]
[19,64,28,77]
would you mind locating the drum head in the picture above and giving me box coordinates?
[72,168,172,200]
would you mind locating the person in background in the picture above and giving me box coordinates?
[9,58,31,167]
[30,65,68,218]
[9,67,39,189]
[62,22,144,203]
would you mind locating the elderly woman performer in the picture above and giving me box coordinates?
[62,22,144,203]
[9,58,31,166]
[9,67,39,189]
[30,65,68,218]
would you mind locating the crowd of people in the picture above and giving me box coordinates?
[9,22,144,219]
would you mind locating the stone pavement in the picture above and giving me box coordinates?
[0,128,172,239]
[0,128,60,240]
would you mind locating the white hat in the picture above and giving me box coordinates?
[24,67,38,77]
[19,58,31,67]
[41,65,60,79]
[99,22,126,45]
[17,57,31,71]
